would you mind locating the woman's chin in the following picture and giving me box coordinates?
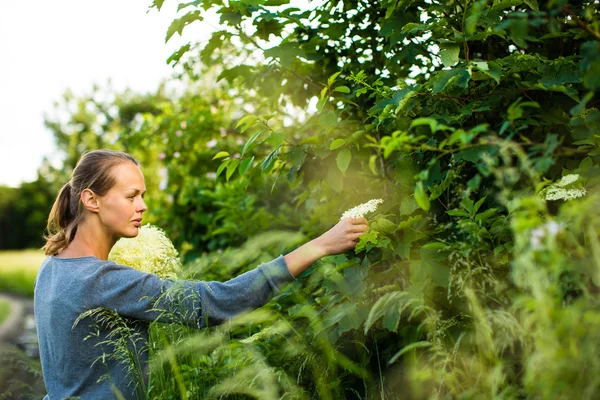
[122,227,140,238]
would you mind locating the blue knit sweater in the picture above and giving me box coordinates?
[34,255,294,399]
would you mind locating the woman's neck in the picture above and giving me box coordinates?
[56,218,117,260]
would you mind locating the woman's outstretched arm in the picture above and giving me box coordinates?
[284,217,368,278]
[82,217,369,329]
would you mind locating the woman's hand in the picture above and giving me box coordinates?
[314,217,369,256]
[283,217,369,278]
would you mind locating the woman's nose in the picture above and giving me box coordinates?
[138,198,148,213]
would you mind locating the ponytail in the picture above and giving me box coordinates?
[42,182,81,255]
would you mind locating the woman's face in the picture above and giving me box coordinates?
[97,162,147,239]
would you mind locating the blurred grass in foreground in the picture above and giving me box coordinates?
[0,250,46,298]
[0,299,11,325]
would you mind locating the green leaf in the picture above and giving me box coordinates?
[151,0,166,11]
[475,208,498,223]
[492,0,522,11]
[581,42,600,90]
[473,196,487,213]
[411,118,438,132]
[241,130,264,157]
[226,159,239,181]
[262,146,281,173]
[177,1,202,12]
[254,18,284,41]
[432,68,471,93]
[414,182,430,211]
[288,146,306,167]
[236,115,258,133]
[217,65,255,83]
[165,11,203,43]
[334,86,351,93]
[328,71,342,86]
[264,43,305,67]
[400,197,419,216]
[369,155,378,175]
[330,138,347,150]
[421,241,447,250]
[238,156,254,175]
[316,97,327,112]
[267,131,285,147]
[465,0,486,35]
[336,149,352,173]
[371,218,396,235]
[319,111,338,128]
[388,342,432,365]
[212,151,230,160]
[439,43,460,67]
[473,61,503,83]
[447,209,470,217]
[523,0,539,10]
[166,43,191,66]
[579,157,593,172]
[320,86,328,98]
[215,159,230,179]
[364,291,418,333]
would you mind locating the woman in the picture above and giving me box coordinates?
[34,149,368,399]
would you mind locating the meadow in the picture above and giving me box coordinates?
[0,250,45,298]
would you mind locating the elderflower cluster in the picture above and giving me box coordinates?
[543,174,587,201]
[341,199,384,220]
[108,224,182,279]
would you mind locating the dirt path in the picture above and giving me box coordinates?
[0,294,24,343]
[0,294,38,358]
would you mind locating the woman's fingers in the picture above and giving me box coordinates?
[349,231,365,241]
[342,217,368,225]
[341,217,369,233]
[348,224,369,233]
[317,217,371,256]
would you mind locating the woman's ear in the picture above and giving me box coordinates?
[81,188,99,213]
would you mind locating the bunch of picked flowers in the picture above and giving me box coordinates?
[108,224,182,279]
[341,199,384,220]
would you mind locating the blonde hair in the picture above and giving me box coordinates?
[42,149,139,256]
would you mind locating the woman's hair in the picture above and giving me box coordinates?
[42,149,139,256]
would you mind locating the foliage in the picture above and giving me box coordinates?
[139,0,600,398]
[0,174,57,250]
[0,344,45,399]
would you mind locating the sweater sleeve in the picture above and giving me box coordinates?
[89,255,295,329]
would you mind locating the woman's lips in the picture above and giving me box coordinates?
[132,221,141,227]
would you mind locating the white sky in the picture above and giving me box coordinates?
[0,0,214,187]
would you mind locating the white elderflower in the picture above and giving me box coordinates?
[555,174,580,187]
[542,174,587,201]
[544,187,587,201]
[341,199,384,220]
[109,224,182,279]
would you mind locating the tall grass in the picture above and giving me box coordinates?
[0,250,45,297]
